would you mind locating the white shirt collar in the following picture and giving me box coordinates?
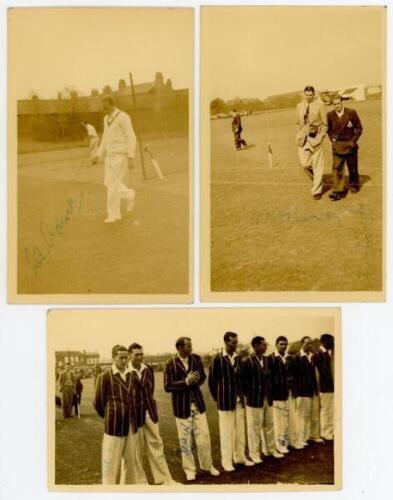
[335,107,345,118]
[224,349,238,359]
[274,350,288,360]
[111,363,128,380]
[320,345,327,352]
[129,362,147,375]
[300,349,312,360]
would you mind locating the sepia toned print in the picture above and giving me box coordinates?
[8,8,193,303]
[201,6,385,302]
[48,308,341,492]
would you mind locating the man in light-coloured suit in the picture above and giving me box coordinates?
[295,85,328,200]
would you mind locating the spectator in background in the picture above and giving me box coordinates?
[313,334,334,440]
[231,109,247,151]
[93,362,102,388]
[58,363,75,418]
[73,369,84,417]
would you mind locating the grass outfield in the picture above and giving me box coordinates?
[211,100,383,292]
[17,136,189,294]
[55,377,334,485]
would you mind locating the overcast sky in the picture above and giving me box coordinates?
[203,6,385,100]
[48,309,337,358]
[9,8,193,99]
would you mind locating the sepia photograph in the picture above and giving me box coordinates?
[201,6,385,302]
[8,8,193,302]
[48,307,341,492]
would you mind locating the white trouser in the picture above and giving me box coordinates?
[139,414,173,484]
[246,401,276,461]
[297,141,325,195]
[102,431,145,485]
[218,400,247,469]
[89,137,99,158]
[296,396,321,444]
[320,392,334,440]
[104,154,135,220]
[175,403,213,475]
[272,394,297,449]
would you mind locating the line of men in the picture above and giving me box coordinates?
[92,332,334,484]
[296,85,363,201]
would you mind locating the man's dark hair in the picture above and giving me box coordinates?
[300,336,312,344]
[102,95,116,106]
[275,336,288,345]
[128,342,143,353]
[111,344,128,357]
[223,331,238,343]
[320,333,334,349]
[251,336,265,348]
[304,85,315,94]
[332,94,343,102]
[175,336,191,350]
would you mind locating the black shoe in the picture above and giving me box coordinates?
[329,193,342,201]
[349,186,359,193]
[313,194,322,200]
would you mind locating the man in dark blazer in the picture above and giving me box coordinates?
[209,331,254,471]
[58,363,75,418]
[128,343,175,485]
[293,337,323,447]
[164,337,219,481]
[327,95,363,200]
[267,336,300,453]
[312,334,334,440]
[241,336,284,464]
[94,344,144,485]
[231,110,247,151]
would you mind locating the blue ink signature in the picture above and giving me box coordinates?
[24,189,84,275]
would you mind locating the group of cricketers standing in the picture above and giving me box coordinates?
[88,332,334,485]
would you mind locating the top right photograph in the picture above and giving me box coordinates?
[201,5,386,302]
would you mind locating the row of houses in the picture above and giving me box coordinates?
[18,72,189,142]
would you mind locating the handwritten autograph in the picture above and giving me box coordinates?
[24,190,84,275]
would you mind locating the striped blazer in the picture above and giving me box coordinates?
[312,350,334,393]
[294,354,319,398]
[267,353,297,401]
[208,352,244,411]
[130,365,159,428]
[93,368,137,437]
[164,354,207,419]
[240,354,272,408]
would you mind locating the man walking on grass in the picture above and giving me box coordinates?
[92,96,136,223]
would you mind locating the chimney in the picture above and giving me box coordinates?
[118,79,126,92]
[165,79,173,91]
[103,85,112,95]
[155,72,164,86]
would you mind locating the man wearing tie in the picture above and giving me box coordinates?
[164,337,219,481]
[327,95,363,200]
[209,331,254,471]
[295,86,328,200]
[241,336,284,464]
[92,96,136,223]
[312,334,334,440]
[128,343,176,485]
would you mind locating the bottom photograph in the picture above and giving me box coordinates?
[47,307,341,492]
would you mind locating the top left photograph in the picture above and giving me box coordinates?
[7,7,194,304]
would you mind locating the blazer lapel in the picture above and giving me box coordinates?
[174,356,188,376]
[113,372,132,393]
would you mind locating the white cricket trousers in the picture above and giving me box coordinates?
[101,431,145,485]
[296,396,321,444]
[246,401,276,461]
[297,142,325,196]
[175,403,213,476]
[104,153,135,220]
[138,414,173,484]
[272,394,297,449]
[320,392,334,440]
[89,137,99,159]
[218,401,247,469]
